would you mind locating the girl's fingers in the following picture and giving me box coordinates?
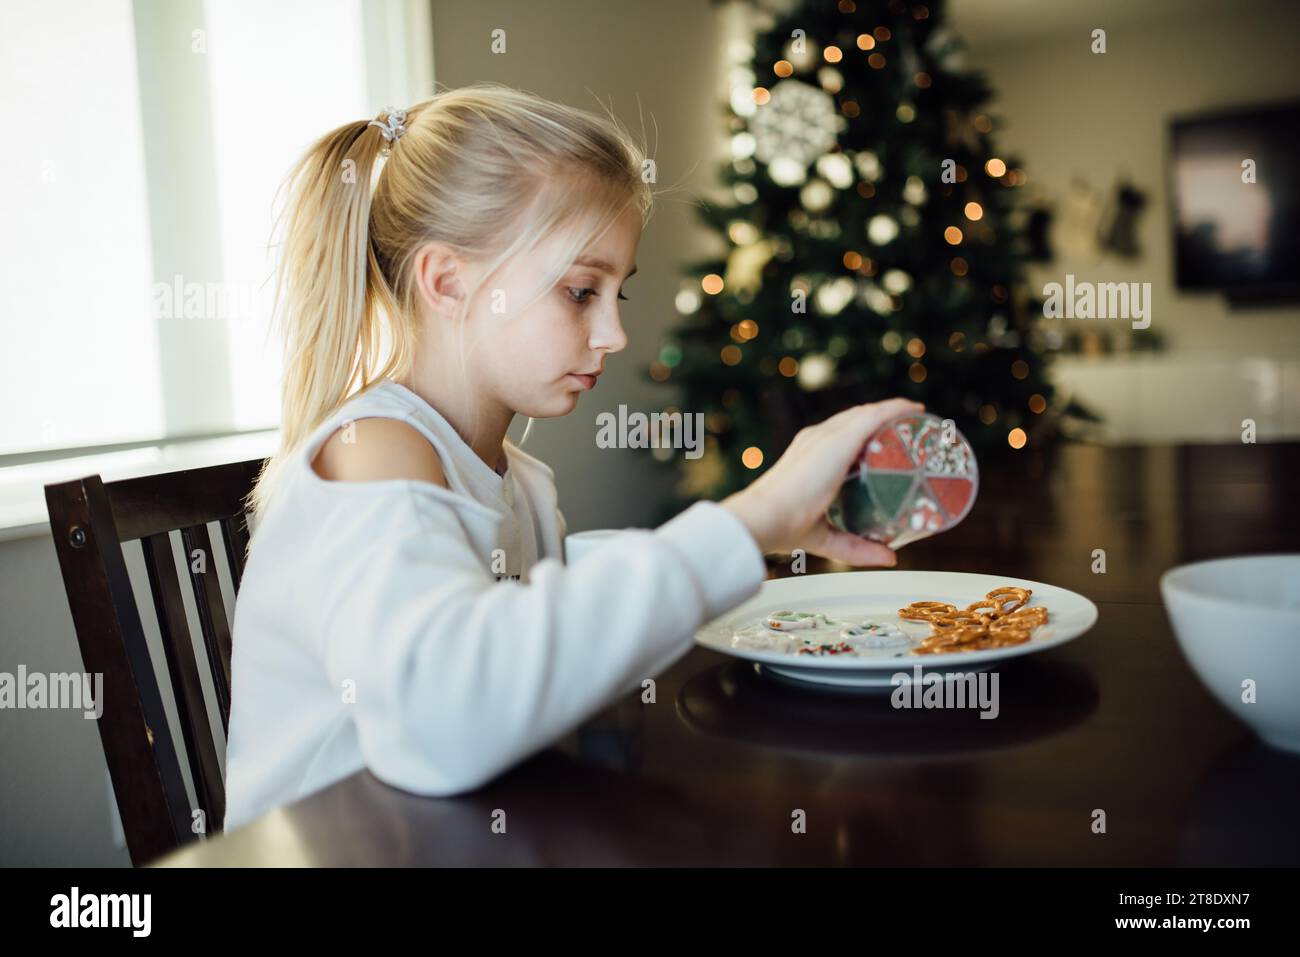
[844,398,925,438]
[815,399,925,476]
[751,398,925,555]
[807,522,898,567]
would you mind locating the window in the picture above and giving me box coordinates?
[0,0,432,457]
[0,0,162,455]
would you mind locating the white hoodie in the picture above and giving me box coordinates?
[223,380,766,831]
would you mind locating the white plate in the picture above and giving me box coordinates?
[695,571,1099,688]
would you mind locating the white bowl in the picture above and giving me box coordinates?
[1161,554,1300,753]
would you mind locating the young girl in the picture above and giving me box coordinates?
[223,83,921,832]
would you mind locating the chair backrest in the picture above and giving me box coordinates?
[44,458,264,865]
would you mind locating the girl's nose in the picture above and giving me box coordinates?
[591,307,628,354]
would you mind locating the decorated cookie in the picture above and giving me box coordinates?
[795,641,856,656]
[764,610,835,631]
[841,619,911,648]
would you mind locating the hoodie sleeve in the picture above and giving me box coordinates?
[314,491,767,797]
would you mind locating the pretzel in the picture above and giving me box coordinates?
[986,586,1031,615]
[987,630,1031,646]
[928,624,987,646]
[904,585,1048,655]
[898,601,958,622]
[990,606,1048,630]
[930,610,990,631]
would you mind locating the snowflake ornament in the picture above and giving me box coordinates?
[751,80,840,175]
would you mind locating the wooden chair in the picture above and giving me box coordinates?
[45,458,265,865]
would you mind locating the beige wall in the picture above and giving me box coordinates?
[959,0,1300,356]
[0,533,129,865]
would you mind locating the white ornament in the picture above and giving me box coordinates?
[800,178,834,213]
[783,36,817,72]
[751,80,839,172]
[674,288,701,314]
[882,269,912,295]
[815,152,854,189]
[867,213,899,245]
[731,132,757,160]
[797,353,836,391]
[814,276,856,315]
[768,156,807,187]
[728,219,760,245]
[862,283,894,315]
[853,150,882,182]
[818,66,843,94]
[728,66,759,118]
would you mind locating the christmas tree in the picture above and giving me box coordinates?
[650,0,1091,518]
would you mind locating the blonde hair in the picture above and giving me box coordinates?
[247,82,656,519]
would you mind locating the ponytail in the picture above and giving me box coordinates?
[247,114,405,518]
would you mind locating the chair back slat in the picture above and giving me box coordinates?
[45,476,198,864]
[178,522,233,732]
[44,457,264,865]
[220,513,251,593]
[140,532,227,829]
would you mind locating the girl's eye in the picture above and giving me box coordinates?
[566,287,631,304]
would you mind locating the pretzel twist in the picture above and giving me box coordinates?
[904,586,1047,656]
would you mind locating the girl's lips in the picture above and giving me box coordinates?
[568,373,598,390]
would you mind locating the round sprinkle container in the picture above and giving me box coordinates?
[827,412,979,548]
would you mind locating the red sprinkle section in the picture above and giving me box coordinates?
[796,641,854,656]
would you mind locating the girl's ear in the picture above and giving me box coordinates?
[413,241,468,320]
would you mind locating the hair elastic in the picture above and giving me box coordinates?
[368,107,408,146]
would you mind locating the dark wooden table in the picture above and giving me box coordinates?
[158,442,1300,866]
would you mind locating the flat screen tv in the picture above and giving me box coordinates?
[1169,101,1300,300]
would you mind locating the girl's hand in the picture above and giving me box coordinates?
[721,398,925,567]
